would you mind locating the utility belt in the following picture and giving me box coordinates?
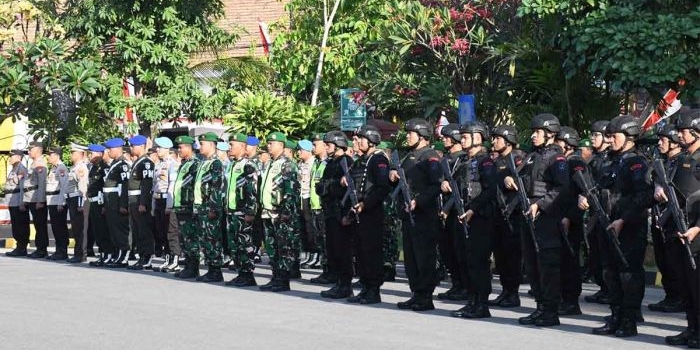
[128,190,142,196]
[4,188,20,195]
[65,192,82,199]
[153,192,168,199]
[46,190,61,195]
[103,186,121,194]
[23,185,37,192]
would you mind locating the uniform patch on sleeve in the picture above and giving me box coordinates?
[630,163,643,172]
[574,166,585,172]
[428,157,439,162]
[377,163,388,168]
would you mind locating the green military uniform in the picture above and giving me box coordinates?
[378,143,401,281]
[172,136,201,278]
[260,132,301,291]
[224,133,259,286]
[193,132,225,280]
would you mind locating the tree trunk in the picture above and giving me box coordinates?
[310,0,341,107]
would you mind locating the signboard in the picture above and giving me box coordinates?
[340,88,366,131]
[458,94,476,125]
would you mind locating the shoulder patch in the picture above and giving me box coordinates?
[630,163,643,172]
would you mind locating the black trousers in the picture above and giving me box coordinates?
[353,208,385,289]
[491,215,523,292]
[654,224,686,301]
[402,212,440,296]
[464,215,493,300]
[153,199,170,255]
[561,219,584,304]
[325,218,353,283]
[105,194,130,251]
[129,201,154,256]
[601,219,647,319]
[28,202,48,250]
[587,222,607,292]
[9,206,30,248]
[682,253,700,333]
[438,212,466,290]
[66,197,85,257]
[522,214,562,313]
[48,205,69,253]
[89,201,112,253]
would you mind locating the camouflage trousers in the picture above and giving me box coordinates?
[177,213,199,260]
[263,214,298,273]
[195,212,224,267]
[227,213,255,273]
[310,209,327,266]
[383,214,401,268]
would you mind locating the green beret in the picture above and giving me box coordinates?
[285,139,298,149]
[347,140,354,148]
[432,141,445,152]
[266,132,287,143]
[174,135,195,145]
[377,141,393,150]
[229,132,247,143]
[578,138,592,148]
[198,132,219,143]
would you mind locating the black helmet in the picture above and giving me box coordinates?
[440,123,462,142]
[459,121,489,139]
[491,125,518,145]
[556,126,580,147]
[675,110,700,132]
[607,115,641,137]
[591,120,610,133]
[405,118,432,138]
[323,130,348,149]
[357,125,381,145]
[657,124,680,143]
[530,113,561,133]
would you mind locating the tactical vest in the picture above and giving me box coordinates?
[260,156,285,210]
[227,158,248,210]
[672,150,700,210]
[193,158,215,206]
[104,159,128,188]
[351,151,379,202]
[174,158,197,208]
[310,158,326,210]
[524,146,561,198]
[128,156,152,190]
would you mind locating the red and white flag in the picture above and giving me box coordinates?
[258,20,272,55]
[123,77,137,125]
[435,111,449,137]
[641,80,685,132]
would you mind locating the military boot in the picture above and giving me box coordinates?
[518,304,545,325]
[383,265,396,282]
[47,250,68,261]
[584,289,610,304]
[290,260,302,279]
[226,271,257,287]
[127,254,148,270]
[558,301,582,316]
[28,249,48,259]
[614,316,638,337]
[105,250,129,268]
[310,267,337,284]
[437,283,463,300]
[260,271,278,291]
[534,310,560,327]
[162,255,180,273]
[271,271,291,292]
[410,293,435,312]
[153,254,171,272]
[487,290,508,306]
[666,328,694,346]
[175,257,200,279]
[322,280,353,299]
[5,247,28,257]
[196,265,223,283]
[89,253,110,267]
[592,307,620,335]
[359,286,381,305]
[462,296,492,319]
[397,295,419,310]
[499,290,521,308]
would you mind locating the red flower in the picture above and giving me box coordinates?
[451,38,470,56]
[430,35,450,48]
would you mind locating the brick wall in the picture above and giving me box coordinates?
[189,0,289,65]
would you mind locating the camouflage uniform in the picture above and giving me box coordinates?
[173,155,200,260]
[225,156,258,273]
[382,197,401,270]
[260,152,300,278]
[193,155,224,267]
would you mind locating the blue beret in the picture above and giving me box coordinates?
[298,139,313,152]
[129,135,147,146]
[217,141,230,151]
[88,144,105,152]
[154,136,173,148]
[246,136,260,146]
[104,138,125,148]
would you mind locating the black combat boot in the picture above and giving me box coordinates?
[518,304,545,325]
[310,267,337,284]
[105,250,129,268]
[127,255,147,270]
[558,301,582,316]
[260,271,278,291]
[383,265,396,282]
[410,293,435,312]
[322,280,353,299]
[5,247,28,257]
[89,253,110,267]
[300,252,316,268]
[359,286,381,305]
[196,265,224,283]
[499,290,521,308]
[226,271,257,287]
[592,307,620,335]
[666,328,693,346]
[648,295,672,311]
[28,249,48,259]
[47,250,68,260]
[584,289,610,304]
[487,290,509,306]
[271,271,291,292]
[175,257,200,279]
[461,296,491,319]
[535,310,560,327]
[162,254,180,273]
[660,297,686,313]
[437,283,465,300]
[290,260,302,279]
[397,295,419,310]
[614,316,637,337]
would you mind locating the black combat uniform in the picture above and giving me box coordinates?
[103,155,131,267]
[87,158,110,266]
[127,155,155,269]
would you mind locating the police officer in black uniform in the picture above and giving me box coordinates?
[658,112,700,347]
[488,125,524,309]
[126,135,155,270]
[648,124,686,313]
[390,118,442,312]
[103,138,132,268]
[316,131,352,293]
[436,124,469,301]
[584,120,612,305]
[343,125,391,305]
[450,121,497,319]
[505,113,569,327]
[554,126,587,316]
[86,144,112,266]
[582,115,653,337]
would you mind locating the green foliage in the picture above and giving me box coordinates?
[222,90,327,140]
